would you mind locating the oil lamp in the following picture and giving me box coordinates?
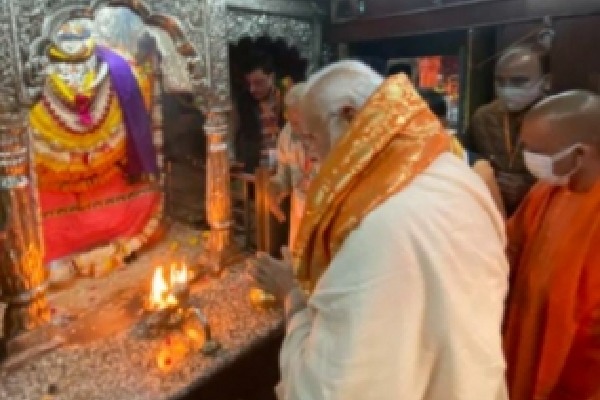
[134,262,220,358]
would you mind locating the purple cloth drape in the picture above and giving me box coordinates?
[95,47,158,176]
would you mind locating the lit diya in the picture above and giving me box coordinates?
[132,262,220,362]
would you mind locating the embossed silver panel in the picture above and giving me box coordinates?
[0,0,322,112]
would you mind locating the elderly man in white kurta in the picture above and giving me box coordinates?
[268,83,319,249]
[250,61,509,400]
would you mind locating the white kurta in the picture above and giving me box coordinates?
[279,153,509,400]
[273,123,314,249]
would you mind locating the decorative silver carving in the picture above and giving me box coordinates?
[11,0,207,108]
[206,0,324,108]
[4,0,323,112]
[227,12,313,60]
[0,15,18,106]
[0,0,8,15]
[227,0,320,17]
[0,0,323,114]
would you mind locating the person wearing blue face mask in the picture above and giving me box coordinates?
[460,44,551,215]
[504,90,600,400]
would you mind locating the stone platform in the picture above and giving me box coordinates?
[0,223,282,400]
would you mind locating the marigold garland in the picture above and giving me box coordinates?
[34,135,126,192]
[31,63,152,151]
[34,137,125,173]
[31,54,155,193]
[37,164,122,193]
[48,70,96,107]
[48,41,95,63]
[30,93,122,150]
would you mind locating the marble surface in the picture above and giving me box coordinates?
[0,223,283,400]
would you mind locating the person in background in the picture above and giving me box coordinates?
[460,44,551,215]
[232,51,288,257]
[420,88,506,216]
[234,51,285,174]
[250,61,509,400]
[504,90,600,400]
[268,83,319,250]
[420,88,471,158]
[445,75,460,128]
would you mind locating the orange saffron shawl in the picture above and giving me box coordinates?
[504,181,600,400]
[292,74,451,289]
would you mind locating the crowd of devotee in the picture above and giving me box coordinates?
[237,44,600,400]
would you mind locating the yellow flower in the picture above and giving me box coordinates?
[49,70,96,106]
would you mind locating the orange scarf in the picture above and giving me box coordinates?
[292,74,451,290]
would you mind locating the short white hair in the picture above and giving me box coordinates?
[284,82,306,108]
[301,60,384,143]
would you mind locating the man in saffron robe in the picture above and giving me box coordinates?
[250,61,509,400]
[504,90,600,400]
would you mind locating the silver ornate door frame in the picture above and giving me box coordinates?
[0,0,323,335]
[210,0,323,108]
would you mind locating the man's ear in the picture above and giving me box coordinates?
[340,105,358,122]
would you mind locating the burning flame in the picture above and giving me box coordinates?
[150,266,178,310]
[170,262,188,291]
[150,262,198,372]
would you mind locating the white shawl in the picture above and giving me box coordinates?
[278,153,509,400]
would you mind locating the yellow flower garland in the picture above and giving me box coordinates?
[34,138,126,174]
[30,93,122,150]
[48,40,95,63]
[35,138,126,192]
[31,68,152,151]
[31,56,155,192]
[48,70,96,107]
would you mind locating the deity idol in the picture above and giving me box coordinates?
[29,19,163,282]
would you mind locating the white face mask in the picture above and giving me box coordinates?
[497,79,544,112]
[523,143,582,185]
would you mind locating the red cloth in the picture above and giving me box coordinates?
[40,174,160,263]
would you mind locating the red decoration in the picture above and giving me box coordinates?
[75,94,93,127]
